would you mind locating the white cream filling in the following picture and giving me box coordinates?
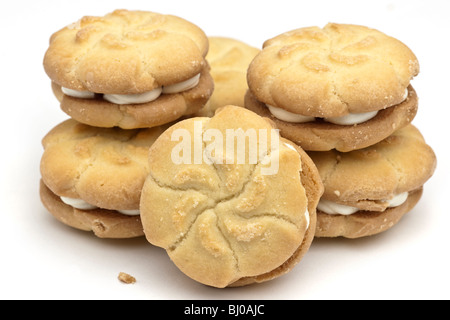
[387,192,409,208]
[61,73,201,104]
[317,192,409,216]
[267,104,378,125]
[117,209,141,216]
[266,88,409,126]
[282,142,310,231]
[61,87,96,99]
[162,73,201,94]
[267,105,315,123]
[283,142,298,152]
[324,111,379,125]
[60,197,140,216]
[401,88,409,101]
[60,196,98,210]
[103,87,162,105]
[317,199,359,215]
[304,209,310,231]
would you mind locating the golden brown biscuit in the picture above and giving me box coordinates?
[308,125,436,238]
[118,272,136,284]
[196,37,260,117]
[40,119,165,238]
[40,180,143,239]
[44,9,213,129]
[246,23,419,151]
[140,106,323,287]
[315,189,423,239]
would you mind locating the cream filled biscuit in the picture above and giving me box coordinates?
[44,9,213,129]
[196,37,260,117]
[246,23,419,151]
[140,106,323,287]
[308,125,436,238]
[39,119,165,238]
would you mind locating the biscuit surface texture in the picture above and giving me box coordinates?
[308,125,436,205]
[140,106,323,287]
[44,9,209,94]
[196,37,260,117]
[309,125,436,238]
[315,188,423,238]
[247,23,419,116]
[40,180,144,238]
[40,119,165,211]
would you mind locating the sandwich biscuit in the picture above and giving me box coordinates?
[308,125,436,238]
[44,9,214,129]
[39,119,165,238]
[246,23,419,151]
[196,37,259,117]
[139,106,323,287]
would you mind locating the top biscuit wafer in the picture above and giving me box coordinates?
[44,9,209,94]
[247,23,419,117]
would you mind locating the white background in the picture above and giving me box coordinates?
[1,0,449,300]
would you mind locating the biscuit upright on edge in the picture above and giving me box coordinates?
[140,106,323,287]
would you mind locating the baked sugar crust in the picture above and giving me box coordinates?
[44,9,209,94]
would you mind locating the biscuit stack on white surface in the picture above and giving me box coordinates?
[245,23,436,238]
[38,9,327,288]
[39,9,214,238]
[38,11,438,289]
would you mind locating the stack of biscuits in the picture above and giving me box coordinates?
[39,9,326,288]
[39,11,437,289]
[40,9,214,238]
[245,23,437,239]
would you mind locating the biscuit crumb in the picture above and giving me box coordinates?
[118,272,136,284]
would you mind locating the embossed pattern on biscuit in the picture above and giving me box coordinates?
[247,23,419,117]
[308,125,437,207]
[44,10,209,94]
[195,37,260,117]
[140,107,313,288]
[40,119,165,211]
